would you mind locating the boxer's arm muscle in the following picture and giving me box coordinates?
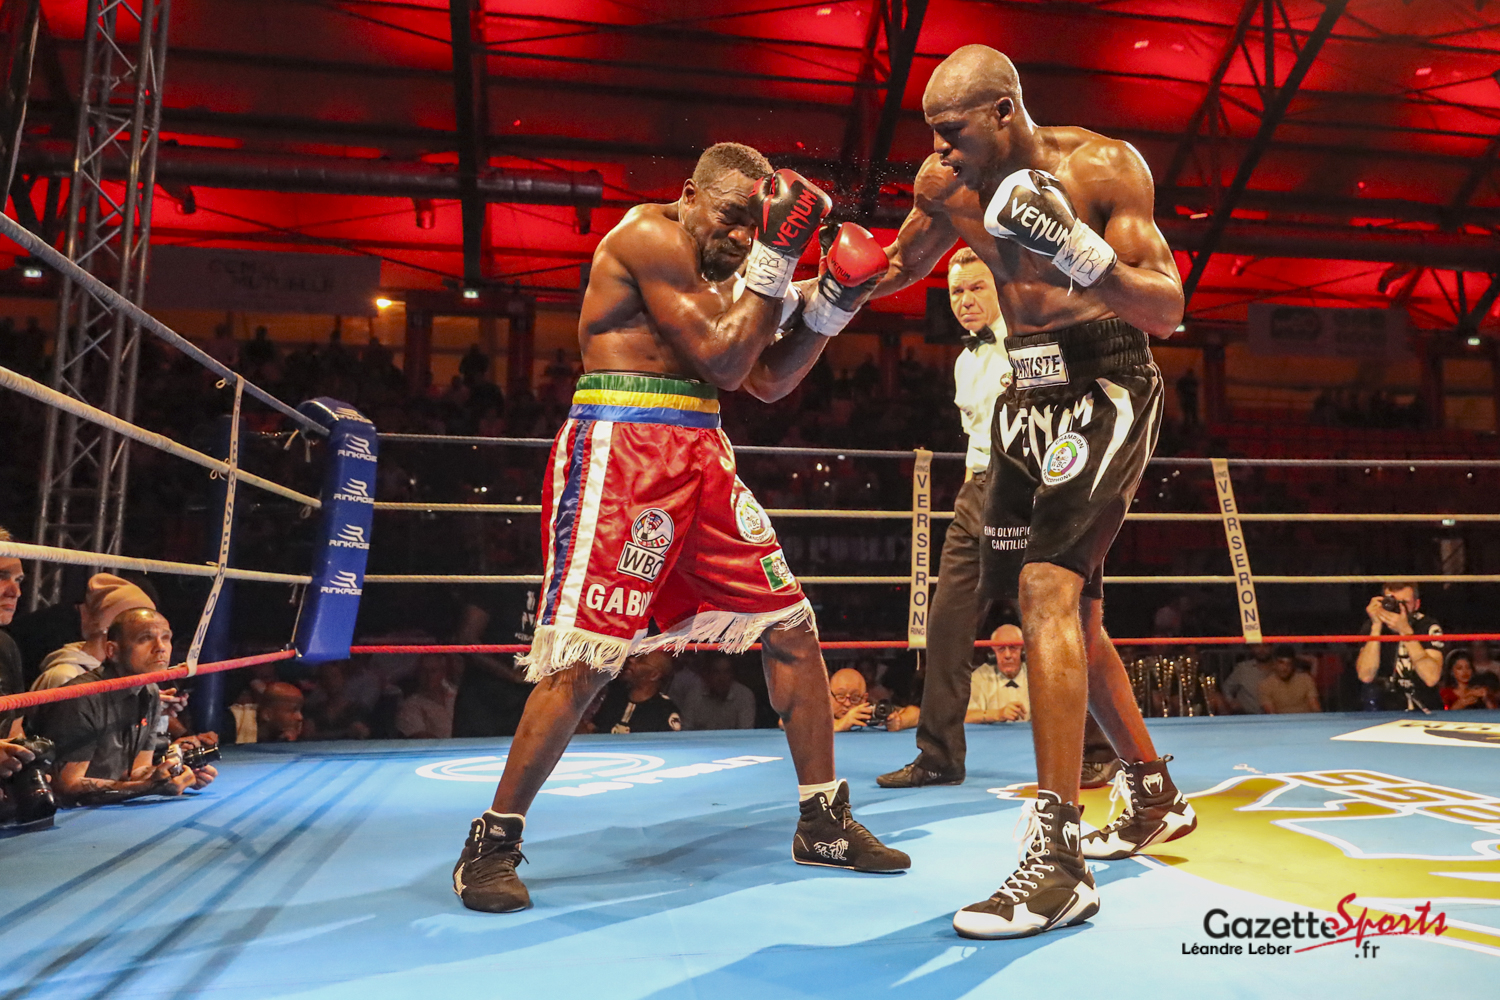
[1078,142,1184,338]
[622,216,780,388]
[741,320,829,402]
[871,157,959,300]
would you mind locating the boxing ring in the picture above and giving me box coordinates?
[3,214,1500,998]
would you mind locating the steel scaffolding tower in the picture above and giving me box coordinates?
[32,0,170,607]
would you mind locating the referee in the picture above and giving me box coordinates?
[879,248,1010,787]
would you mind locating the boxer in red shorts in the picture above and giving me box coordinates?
[453,142,908,913]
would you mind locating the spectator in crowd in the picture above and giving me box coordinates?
[1476,673,1500,710]
[1222,644,1274,714]
[36,609,216,805]
[829,667,873,732]
[302,661,371,740]
[452,587,536,738]
[459,343,490,386]
[229,660,285,743]
[1258,646,1321,714]
[1469,640,1499,680]
[1441,652,1488,711]
[592,651,681,734]
[256,682,305,743]
[879,248,1010,788]
[674,655,756,731]
[32,574,156,690]
[967,624,1029,724]
[397,654,459,739]
[0,529,24,740]
[1357,582,1442,712]
[204,322,238,367]
[1176,367,1199,429]
[241,324,277,372]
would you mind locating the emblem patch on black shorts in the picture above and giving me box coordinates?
[760,549,796,592]
[1041,432,1089,485]
[734,489,775,544]
[618,507,674,581]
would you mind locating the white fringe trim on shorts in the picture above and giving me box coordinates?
[518,598,817,682]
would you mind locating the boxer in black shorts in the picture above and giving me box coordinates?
[984,318,1161,602]
[870,45,1197,939]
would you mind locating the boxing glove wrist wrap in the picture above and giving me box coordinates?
[1054,219,1117,288]
[801,285,857,337]
[732,270,803,329]
[984,168,1118,290]
[743,239,798,300]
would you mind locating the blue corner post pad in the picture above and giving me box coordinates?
[293,397,377,663]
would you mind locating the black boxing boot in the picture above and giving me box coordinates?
[793,780,911,872]
[453,810,532,912]
[1080,756,1197,860]
[953,790,1099,939]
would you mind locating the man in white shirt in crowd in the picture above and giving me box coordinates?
[967,623,1029,723]
[879,248,1012,787]
[673,654,757,730]
[396,654,458,740]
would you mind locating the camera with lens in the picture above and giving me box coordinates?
[1,736,58,831]
[866,700,895,729]
[1380,595,1405,615]
[155,741,221,777]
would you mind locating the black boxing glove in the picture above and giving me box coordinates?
[802,223,887,337]
[984,168,1117,288]
[743,169,832,300]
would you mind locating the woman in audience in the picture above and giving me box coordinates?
[1440,651,1487,711]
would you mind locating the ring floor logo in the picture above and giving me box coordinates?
[416,751,782,797]
[992,767,1500,959]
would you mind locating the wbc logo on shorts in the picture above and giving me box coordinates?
[1041,431,1089,486]
[618,508,674,582]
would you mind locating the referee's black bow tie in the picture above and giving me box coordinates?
[961,327,996,351]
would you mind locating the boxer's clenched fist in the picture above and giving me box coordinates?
[984,168,1117,288]
[742,169,832,300]
[802,223,887,337]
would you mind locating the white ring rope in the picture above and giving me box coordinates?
[376,432,1500,468]
[0,365,320,509]
[0,540,310,585]
[0,212,326,436]
[370,501,1499,524]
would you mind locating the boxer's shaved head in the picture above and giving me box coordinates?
[923,45,1021,117]
[692,142,772,188]
[680,143,770,281]
[923,45,1030,186]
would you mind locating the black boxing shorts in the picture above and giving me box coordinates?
[979,317,1163,601]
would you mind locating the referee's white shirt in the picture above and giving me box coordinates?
[953,321,1012,475]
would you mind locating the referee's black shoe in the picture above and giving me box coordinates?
[877,759,964,788]
[453,810,532,912]
[793,780,911,872]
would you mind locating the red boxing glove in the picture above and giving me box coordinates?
[802,222,886,336]
[743,169,832,300]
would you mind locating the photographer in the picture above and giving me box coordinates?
[1,528,25,740]
[36,608,217,805]
[1356,582,1442,712]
